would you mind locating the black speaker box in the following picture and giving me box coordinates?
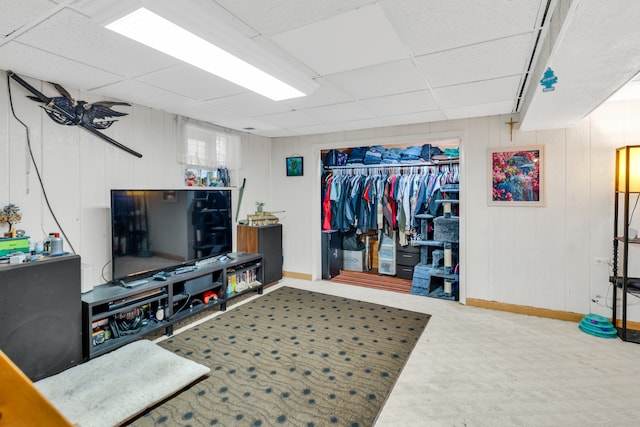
[0,254,83,381]
[184,274,214,295]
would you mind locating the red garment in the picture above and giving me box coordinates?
[363,181,371,203]
[322,177,333,230]
[390,175,398,229]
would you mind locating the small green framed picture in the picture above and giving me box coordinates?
[286,156,304,177]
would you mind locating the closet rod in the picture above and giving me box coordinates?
[325,159,458,170]
[329,163,459,177]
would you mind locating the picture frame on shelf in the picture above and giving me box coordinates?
[286,156,304,177]
[488,144,544,206]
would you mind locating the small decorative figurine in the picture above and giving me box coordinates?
[0,204,22,238]
[185,170,198,186]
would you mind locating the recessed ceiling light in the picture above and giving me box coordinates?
[105,7,308,101]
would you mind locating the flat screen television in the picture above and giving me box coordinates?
[110,189,232,282]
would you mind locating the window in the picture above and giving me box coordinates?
[182,122,239,169]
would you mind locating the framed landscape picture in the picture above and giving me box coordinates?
[489,145,544,206]
[286,156,304,177]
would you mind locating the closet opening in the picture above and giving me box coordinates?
[320,139,460,299]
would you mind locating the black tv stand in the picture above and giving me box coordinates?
[82,252,263,359]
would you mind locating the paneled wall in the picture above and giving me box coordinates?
[271,100,640,321]
[0,71,271,287]
[3,70,640,322]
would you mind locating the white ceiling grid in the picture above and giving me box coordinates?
[0,0,639,137]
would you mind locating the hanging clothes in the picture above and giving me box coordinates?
[322,175,333,231]
[320,163,460,244]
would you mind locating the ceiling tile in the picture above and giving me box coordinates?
[0,41,121,91]
[174,100,241,124]
[143,92,207,114]
[89,80,183,106]
[91,80,240,125]
[134,64,245,101]
[272,3,409,75]
[288,117,387,136]
[326,59,427,99]
[4,0,630,137]
[280,77,353,109]
[206,92,291,117]
[15,8,178,78]
[253,110,322,129]
[360,90,438,117]
[444,100,514,120]
[283,122,342,136]
[254,128,298,138]
[330,117,393,132]
[73,0,260,38]
[433,75,521,109]
[385,110,447,126]
[214,116,281,133]
[302,101,375,123]
[415,33,535,88]
[0,0,56,37]
[213,0,375,36]
[382,0,543,55]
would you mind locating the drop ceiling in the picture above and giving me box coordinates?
[1,0,639,138]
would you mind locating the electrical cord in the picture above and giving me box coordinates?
[101,259,112,283]
[166,293,192,321]
[6,72,76,254]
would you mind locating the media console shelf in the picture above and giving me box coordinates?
[82,252,263,359]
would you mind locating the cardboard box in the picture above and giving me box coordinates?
[342,249,366,272]
[0,236,30,257]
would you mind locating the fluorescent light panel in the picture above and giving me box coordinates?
[105,8,306,101]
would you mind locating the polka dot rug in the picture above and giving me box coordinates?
[129,287,430,427]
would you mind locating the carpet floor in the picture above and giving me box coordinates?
[128,286,429,427]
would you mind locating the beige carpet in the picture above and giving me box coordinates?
[35,340,210,427]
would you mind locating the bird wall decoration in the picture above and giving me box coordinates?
[7,71,142,158]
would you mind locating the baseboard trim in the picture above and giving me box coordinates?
[282,271,312,281]
[465,298,640,331]
[612,318,640,330]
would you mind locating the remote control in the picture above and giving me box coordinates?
[174,266,197,274]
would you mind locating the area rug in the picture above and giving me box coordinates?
[35,340,210,427]
[129,286,430,426]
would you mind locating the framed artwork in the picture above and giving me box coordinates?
[286,156,304,176]
[489,145,544,206]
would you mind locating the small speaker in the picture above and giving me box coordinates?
[184,274,214,295]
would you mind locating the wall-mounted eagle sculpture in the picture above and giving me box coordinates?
[7,71,142,158]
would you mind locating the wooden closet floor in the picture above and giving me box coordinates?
[329,270,412,294]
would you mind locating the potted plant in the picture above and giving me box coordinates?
[0,203,22,238]
[256,201,265,213]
